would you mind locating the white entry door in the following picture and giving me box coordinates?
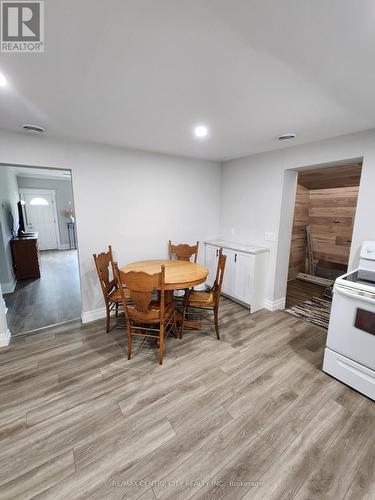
[20,189,59,250]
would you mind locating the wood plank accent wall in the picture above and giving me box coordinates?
[309,186,359,265]
[298,164,362,190]
[288,184,309,280]
[288,184,360,280]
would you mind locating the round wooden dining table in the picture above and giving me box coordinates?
[120,259,208,290]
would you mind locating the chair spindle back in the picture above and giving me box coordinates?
[93,245,116,299]
[213,248,227,303]
[168,240,199,263]
[115,264,165,321]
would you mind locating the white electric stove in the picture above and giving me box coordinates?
[323,241,375,401]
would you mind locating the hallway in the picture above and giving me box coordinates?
[4,250,80,335]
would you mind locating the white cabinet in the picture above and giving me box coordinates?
[221,248,236,296]
[204,240,268,313]
[205,244,219,287]
[235,251,252,304]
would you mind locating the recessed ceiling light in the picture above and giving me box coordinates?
[22,124,46,134]
[194,125,209,138]
[277,133,296,141]
[0,72,7,87]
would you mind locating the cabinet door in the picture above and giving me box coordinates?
[234,252,252,304]
[205,245,218,287]
[221,248,236,296]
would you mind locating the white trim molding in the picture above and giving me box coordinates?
[81,306,121,324]
[0,295,11,347]
[81,307,106,324]
[0,277,16,294]
[0,328,11,347]
[264,297,286,312]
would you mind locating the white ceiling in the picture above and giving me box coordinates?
[1,0,375,161]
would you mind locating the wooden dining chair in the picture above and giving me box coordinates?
[169,240,200,301]
[93,245,129,333]
[114,263,177,365]
[180,248,227,340]
[168,240,199,263]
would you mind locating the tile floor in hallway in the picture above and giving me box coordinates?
[4,249,81,336]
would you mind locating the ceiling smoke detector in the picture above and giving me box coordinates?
[277,133,296,141]
[22,124,46,134]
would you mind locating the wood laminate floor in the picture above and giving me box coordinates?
[286,278,327,308]
[4,250,81,336]
[0,298,374,499]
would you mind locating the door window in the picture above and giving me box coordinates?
[29,197,49,206]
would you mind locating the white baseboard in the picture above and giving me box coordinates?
[81,307,106,324]
[0,328,11,347]
[58,243,70,251]
[1,278,16,295]
[81,305,122,324]
[82,298,287,322]
[264,297,286,312]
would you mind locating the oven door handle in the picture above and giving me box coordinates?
[335,285,375,305]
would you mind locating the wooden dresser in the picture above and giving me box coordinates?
[11,233,40,280]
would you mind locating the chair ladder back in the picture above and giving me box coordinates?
[213,248,227,301]
[93,245,116,299]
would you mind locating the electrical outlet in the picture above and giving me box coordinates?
[265,232,276,241]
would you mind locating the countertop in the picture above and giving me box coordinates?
[205,239,269,254]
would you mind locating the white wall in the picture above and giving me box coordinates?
[1,125,374,331]
[220,128,375,306]
[0,167,19,293]
[0,131,221,321]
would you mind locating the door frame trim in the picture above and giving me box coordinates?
[19,188,61,250]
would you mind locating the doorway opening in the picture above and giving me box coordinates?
[285,162,363,328]
[0,164,80,336]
